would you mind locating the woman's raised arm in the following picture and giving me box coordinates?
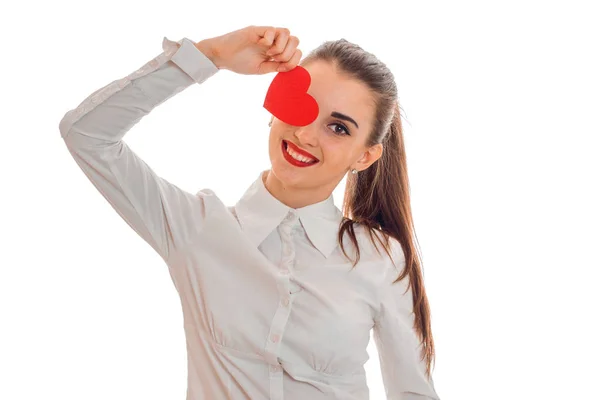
[59,26,300,263]
[59,36,220,263]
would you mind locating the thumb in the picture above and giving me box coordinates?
[258,60,281,74]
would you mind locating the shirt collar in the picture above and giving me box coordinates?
[234,170,343,258]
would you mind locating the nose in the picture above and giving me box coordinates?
[293,123,319,147]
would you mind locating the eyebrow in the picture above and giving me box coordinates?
[331,111,359,129]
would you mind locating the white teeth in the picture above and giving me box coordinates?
[286,143,316,163]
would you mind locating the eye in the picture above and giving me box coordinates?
[327,122,350,136]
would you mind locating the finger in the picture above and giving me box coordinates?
[277,48,302,72]
[255,26,276,47]
[270,35,299,63]
[266,27,290,56]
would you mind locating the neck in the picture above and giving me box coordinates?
[263,169,338,209]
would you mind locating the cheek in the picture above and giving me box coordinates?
[267,132,277,159]
[268,129,281,147]
[268,129,287,162]
[320,138,350,163]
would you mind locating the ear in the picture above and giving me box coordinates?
[355,144,383,171]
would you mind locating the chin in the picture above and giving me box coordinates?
[270,161,306,187]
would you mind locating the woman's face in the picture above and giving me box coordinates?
[267,60,383,192]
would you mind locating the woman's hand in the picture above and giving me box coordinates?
[195,25,302,75]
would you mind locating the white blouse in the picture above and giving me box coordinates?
[59,36,440,400]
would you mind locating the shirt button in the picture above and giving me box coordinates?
[282,298,289,307]
[271,334,280,343]
[270,365,280,372]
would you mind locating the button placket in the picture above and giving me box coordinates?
[264,297,293,365]
[279,216,297,273]
[269,362,284,400]
[265,212,299,400]
[263,211,299,369]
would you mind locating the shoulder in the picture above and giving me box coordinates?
[187,187,232,221]
[340,222,406,282]
[195,187,217,199]
[194,187,224,207]
[346,223,405,266]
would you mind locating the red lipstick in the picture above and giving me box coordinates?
[281,140,319,167]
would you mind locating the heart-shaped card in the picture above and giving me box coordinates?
[263,66,319,127]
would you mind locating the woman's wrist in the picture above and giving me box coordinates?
[194,38,222,69]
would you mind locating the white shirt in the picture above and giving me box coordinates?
[59,36,440,400]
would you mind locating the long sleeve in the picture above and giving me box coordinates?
[59,36,220,263]
[373,255,440,400]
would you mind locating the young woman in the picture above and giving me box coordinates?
[59,25,440,400]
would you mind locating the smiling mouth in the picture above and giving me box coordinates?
[282,140,319,166]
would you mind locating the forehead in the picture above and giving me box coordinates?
[303,60,375,125]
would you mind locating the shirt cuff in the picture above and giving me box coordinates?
[163,36,219,85]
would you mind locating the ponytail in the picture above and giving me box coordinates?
[338,102,435,377]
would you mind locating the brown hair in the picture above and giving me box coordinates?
[300,39,436,377]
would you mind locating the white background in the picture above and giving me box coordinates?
[1,0,599,399]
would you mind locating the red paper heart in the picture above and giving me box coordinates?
[263,66,319,127]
